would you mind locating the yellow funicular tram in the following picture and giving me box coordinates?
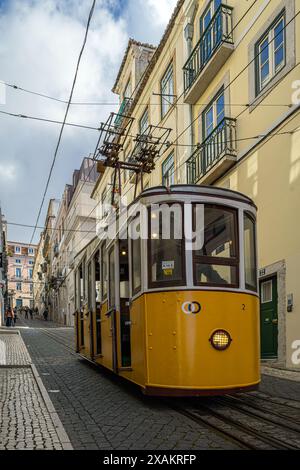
[74,185,260,396]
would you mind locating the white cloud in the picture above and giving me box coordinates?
[144,0,178,26]
[0,163,17,181]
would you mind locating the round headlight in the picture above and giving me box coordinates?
[210,329,232,351]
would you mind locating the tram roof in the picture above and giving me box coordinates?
[139,185,257,208]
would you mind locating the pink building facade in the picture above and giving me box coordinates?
[7,242,37,309]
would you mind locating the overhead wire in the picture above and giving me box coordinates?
[28,0,97,248]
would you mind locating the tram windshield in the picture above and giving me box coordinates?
[193,204,238,287]
[148,205,185,287]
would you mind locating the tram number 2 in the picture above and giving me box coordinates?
[242,304,246,311]
[181,301,201,315]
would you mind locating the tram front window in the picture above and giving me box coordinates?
[148,206,185,287]
[193,204,238,287]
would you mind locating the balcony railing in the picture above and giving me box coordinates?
[186,117,236,184]
[114,97,133,127]
[183,4,233,93]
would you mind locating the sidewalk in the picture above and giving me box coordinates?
[0,328,72,450]
[261,361,300,383]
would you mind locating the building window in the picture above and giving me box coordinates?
[29,269,33,279]
[199,0,222,65]
[255,13,285,95]
[203,88,225,139]
[123,78,131,99]
[15,246,21,253]
[162,153,175,187]
[139,108,149,135]
[16,268,21,278]
[261,279,272,303]
[28,247,34,255]
[29,260,34,265]
[30,283,33,293]
[16,282,22,291]
[200,0,221,34]
[161,62,174,119]
[15,259,21,264]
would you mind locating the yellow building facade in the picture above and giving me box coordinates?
[92,0,300,369]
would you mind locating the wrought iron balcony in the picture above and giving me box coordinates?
[114,97,133,127]
[183,4,234,104]
[186,117,237,184]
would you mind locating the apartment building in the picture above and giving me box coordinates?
[90,0,300,369]
[34,158,99,326]
[0,207,7,325]
[7,241,37,309]
[32,232,45,315]
[32,199,60,318]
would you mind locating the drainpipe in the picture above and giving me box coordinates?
[184,22,195,152]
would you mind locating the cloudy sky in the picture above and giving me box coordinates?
[0,0,177,243]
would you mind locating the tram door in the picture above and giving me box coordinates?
[108,247,118,372]
[118,240,131,368]
[94,251,102,356]
[260,276,278,358]
[77,263,85,351]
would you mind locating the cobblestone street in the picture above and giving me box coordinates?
[1,317,300,451]
[14,317,239,450]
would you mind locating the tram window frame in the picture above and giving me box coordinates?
[108,246,116,308]
[147,202,186,289]
[130,214,142,296]
[87,261,93,310]
[192,204,239,288]
[244,211,258,292]
[101,243,107,301]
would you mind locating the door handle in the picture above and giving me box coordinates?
[272,319,278,324]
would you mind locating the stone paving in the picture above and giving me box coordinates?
[17,318,239,450]
[2,316,299,450]
[0,332,31,365]
[0,368,63,450]
[0,328,71,450]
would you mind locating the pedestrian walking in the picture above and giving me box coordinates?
[25,307,28,319]
[13,309,18,325]
[43,308,48,321]
[5,308,14,327]
[29,308,33,320]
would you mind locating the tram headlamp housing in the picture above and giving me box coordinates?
[210,330,232,351]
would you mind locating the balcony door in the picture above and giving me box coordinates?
[202,89,225,170]
[200,0,222,64]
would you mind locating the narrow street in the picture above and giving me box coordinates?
[1,317,299,451]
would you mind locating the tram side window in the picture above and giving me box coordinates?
[87,261,93,309]
[108,248,116,307]
[193,205,238,287]
[101,244,107,300]
[131,218,141,295]
[148,205,185,287]
[244,212,257,291]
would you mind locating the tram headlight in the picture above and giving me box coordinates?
[210,330,232,351]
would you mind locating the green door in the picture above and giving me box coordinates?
[260,276,278,358]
